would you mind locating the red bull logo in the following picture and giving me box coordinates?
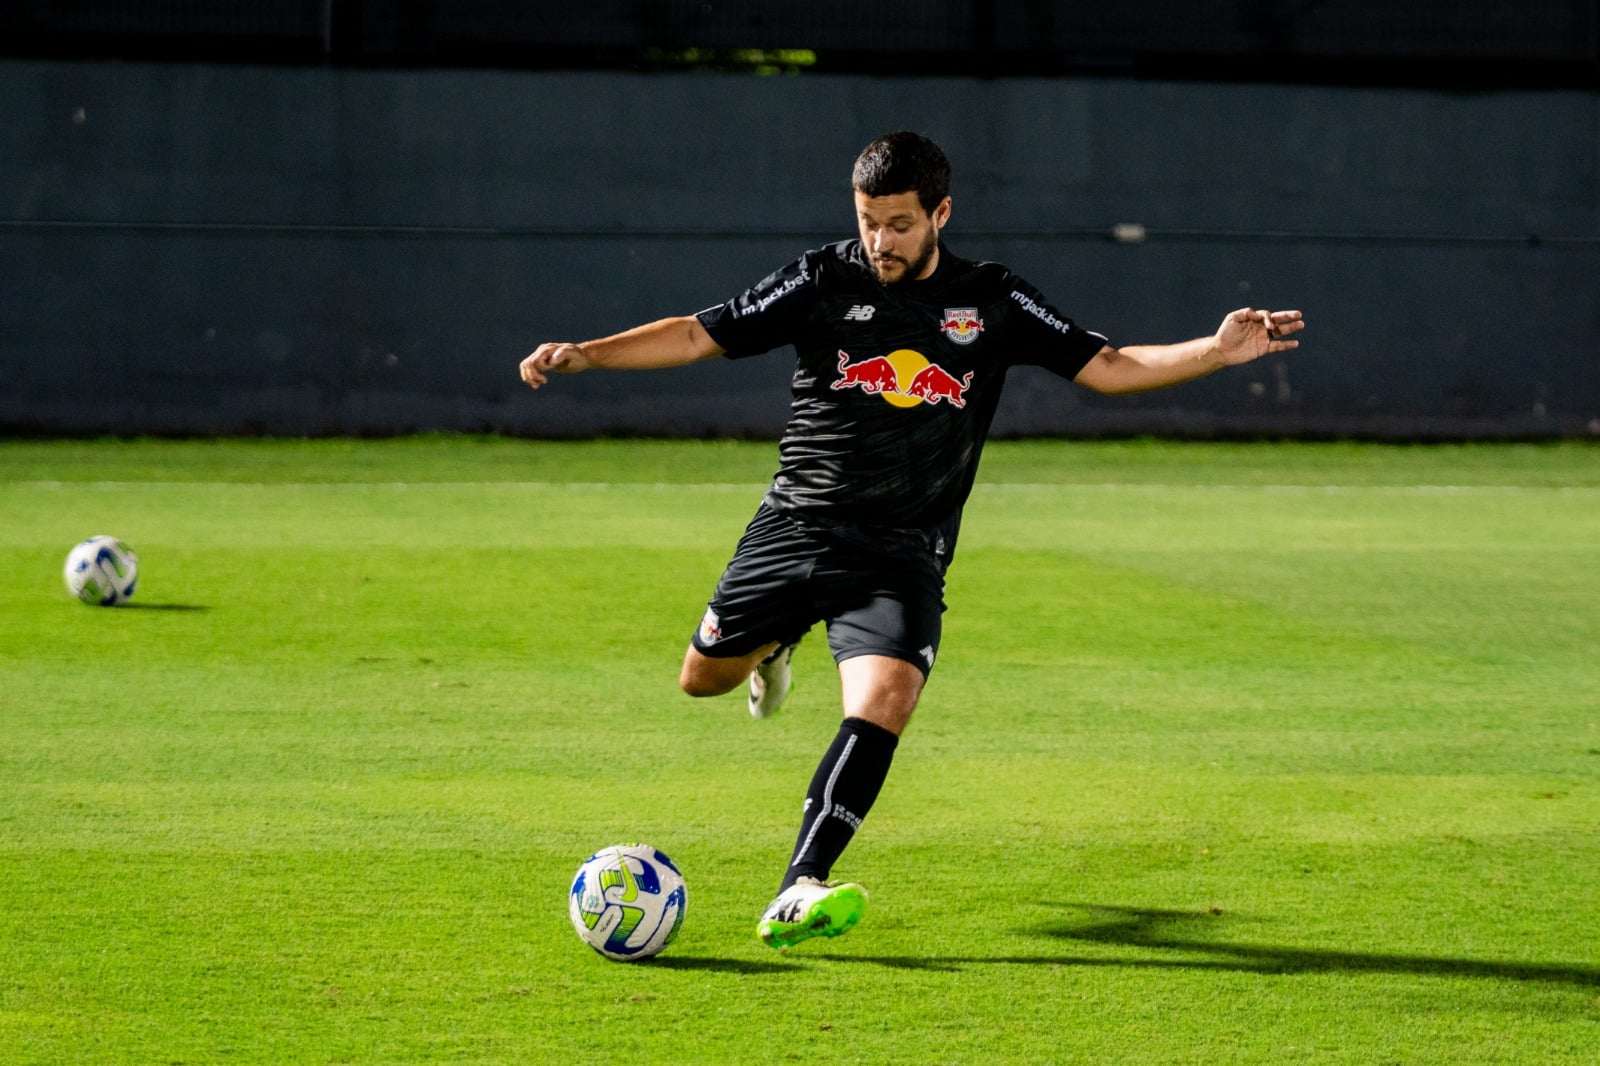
[939,307,984,346]
[831,349,973,409]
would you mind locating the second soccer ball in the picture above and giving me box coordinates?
[63,535,140,606]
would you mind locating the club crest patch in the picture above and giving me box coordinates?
[939,308,984,346]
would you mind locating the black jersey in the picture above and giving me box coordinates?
[696,239,1107,561]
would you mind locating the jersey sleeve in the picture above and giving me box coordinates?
[1001,272,1110,381]
[694,252,819,359]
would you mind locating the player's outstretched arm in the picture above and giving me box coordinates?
[1074,308,1303,395]
[519,315,725,389]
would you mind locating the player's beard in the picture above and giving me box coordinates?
[874,227,939,285]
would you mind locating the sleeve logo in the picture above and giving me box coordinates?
[1009,290,1077,334]
[735,268,811,318]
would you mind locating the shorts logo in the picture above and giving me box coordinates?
[939,308,984,346]
[831,349,974,409]
[699,608,723,644]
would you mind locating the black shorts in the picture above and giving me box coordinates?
[692,503,947,677]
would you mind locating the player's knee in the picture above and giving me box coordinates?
[679,655,737,698]
[678,670,720,698]
[847,699,917,736]
[838,654,925,734]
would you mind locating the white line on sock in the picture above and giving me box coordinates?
[790,733,856,870]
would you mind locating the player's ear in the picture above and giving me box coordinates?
[932,196,952,231]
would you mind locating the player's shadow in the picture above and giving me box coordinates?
[827,903,1600,986]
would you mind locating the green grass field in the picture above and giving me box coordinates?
[3,437,1598,1064]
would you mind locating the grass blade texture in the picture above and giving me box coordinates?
[2,438,1597,1064]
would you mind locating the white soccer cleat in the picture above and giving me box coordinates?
[756,877,868,950]
[747,641,797,718]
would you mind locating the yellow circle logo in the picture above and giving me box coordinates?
[882,350,930,408]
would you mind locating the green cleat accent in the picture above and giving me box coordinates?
[756,877,867,949]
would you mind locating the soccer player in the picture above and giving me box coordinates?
[520,131,1303,950]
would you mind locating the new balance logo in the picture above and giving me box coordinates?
[843,304,876,322]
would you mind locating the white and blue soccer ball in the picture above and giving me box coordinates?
[63,535,140,606]
[569,843,687,961]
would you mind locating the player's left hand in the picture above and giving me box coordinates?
[519,342,591,389]
[1214,308,1304,365]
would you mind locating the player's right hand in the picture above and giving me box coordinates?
[519,343,590,389]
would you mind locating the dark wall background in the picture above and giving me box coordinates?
[2,3,1597,438]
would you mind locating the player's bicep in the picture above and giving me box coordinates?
[684,315,726,361]
[1070,345,1125,393]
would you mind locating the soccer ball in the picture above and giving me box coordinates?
[568,843,687,961]
[63,536,140,606]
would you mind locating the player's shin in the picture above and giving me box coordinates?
[780,716,899,890]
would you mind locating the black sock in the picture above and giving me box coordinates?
[780,717,899,892]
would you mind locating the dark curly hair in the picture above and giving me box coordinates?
[851,131,951,215]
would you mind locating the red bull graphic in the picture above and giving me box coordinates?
[831,351,900,394]
[831,349,974,409]
[939,307,984,346]
[905,364,974,406]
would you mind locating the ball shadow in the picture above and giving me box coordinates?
[641,954,796,974]
[120,602,211,611]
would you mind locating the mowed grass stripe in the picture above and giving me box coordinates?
[10,480,1600,493]
[3,438,1597,486]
